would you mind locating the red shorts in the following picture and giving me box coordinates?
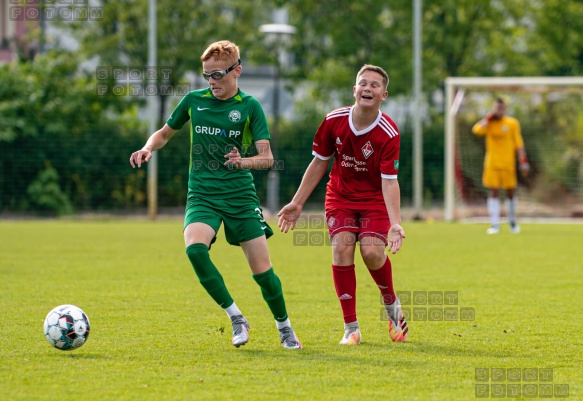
[325,206,390,245]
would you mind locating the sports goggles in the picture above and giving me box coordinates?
[202,59,241,81]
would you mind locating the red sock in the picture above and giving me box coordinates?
[332,264,357,323]
[368,257,396,305]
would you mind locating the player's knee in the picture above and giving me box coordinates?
[185,243,211,273]
[186,243,225,288]
[360,245,386,268]
[333,245,355,264]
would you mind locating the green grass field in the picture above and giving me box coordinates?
[1,219,581,400]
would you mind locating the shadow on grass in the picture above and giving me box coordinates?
[229,344,422,368]
[407,341,519,359]
[224,337,519,366]
[46,352,106,360]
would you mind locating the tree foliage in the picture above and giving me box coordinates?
[59,0,274,126]
[2,0,582,213]
[281,0,583,98]
[280,0,413,105]
[0,50,145,213]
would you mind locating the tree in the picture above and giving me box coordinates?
[278,0,583,204]
[0,50,144,212]
[280,0,413,106]
[529,0,583,76]
[59,0,274,128]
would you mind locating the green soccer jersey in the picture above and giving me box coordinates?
[166,88,270,199]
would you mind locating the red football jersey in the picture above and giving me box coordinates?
[312,106,401,210]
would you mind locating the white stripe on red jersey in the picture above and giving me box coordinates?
[379,117,399,138]
[325,106,351,120]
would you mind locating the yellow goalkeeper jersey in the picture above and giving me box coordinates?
[472,116,524,170]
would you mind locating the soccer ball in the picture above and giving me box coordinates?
[44,304,90,350]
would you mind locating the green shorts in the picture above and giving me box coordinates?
[184,197,273,246]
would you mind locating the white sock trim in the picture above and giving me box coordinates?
[224,302,242,318]
[276,318,291,330]
[344,321,359,331]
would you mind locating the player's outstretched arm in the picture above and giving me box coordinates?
[382,178,405,254]
[388,223,405,254]
[278,157,330,233]
[277,202,303,233]
[129,124,177,168]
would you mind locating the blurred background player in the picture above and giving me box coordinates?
[277,65,408,345]
[472,98,529,234]
[129,40,301,349]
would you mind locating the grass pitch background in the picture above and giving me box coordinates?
[0,220,581,400]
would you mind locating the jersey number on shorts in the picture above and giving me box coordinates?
[254,207,266,223]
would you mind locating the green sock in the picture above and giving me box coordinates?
[253,267,288,322]
[186,243,233,308]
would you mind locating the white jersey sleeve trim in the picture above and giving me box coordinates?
[381,173,398,179]
[312,150,334,160]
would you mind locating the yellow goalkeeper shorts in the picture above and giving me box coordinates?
[482,168,517,189]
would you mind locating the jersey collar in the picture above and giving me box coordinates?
[349,106,382,136]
